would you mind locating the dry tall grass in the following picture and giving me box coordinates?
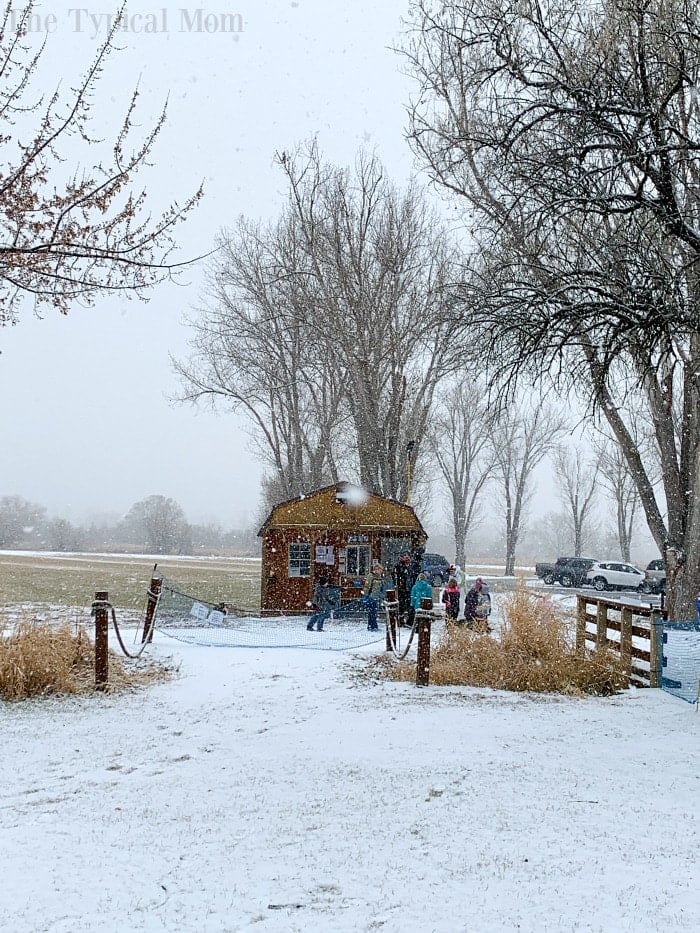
[0,617,172,701]
[384,584,627,696]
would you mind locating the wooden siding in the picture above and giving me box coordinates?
[258,484,427,613]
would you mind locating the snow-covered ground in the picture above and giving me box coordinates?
[2,614,699,933]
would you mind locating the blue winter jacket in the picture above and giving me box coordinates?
[410,578,433,609]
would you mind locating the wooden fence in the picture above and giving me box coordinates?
[576,595,668,688]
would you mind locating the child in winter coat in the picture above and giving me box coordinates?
[407,572,433,628]
[441,577,460,621]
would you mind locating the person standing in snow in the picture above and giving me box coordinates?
[393,552,412,624]
[464,577,492,632]
[408,546,424,590]
[307,574,333,631]
[408,571,433,629]
[452,564,468,618]
[362,563,387,631]
[441,576,461,622]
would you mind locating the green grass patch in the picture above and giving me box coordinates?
[0,553,262,611]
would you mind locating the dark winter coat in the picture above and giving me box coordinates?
[441,585,460,620]
[393,560,412,612]
[464,584,491,622]
[408,551,423,589]
[313,579,334,612]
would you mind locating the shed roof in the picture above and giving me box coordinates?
[257,482,427,537]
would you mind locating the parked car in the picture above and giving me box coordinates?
[586,561,645,592]
[421,552,451,585]
[639,559,666,595]
[535,556,598,587]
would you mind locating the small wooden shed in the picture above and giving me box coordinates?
[258,482,428,613]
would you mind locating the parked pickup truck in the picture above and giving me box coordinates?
[535,556,598,588]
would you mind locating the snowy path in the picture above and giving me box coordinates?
[1,637,698,933]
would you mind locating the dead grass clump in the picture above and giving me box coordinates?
[383,584,628,697]
[0,621,90,700]
[0,619,173,701]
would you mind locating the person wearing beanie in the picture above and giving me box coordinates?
[464,577,491,631]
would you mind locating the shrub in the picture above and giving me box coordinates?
[0,616,172,701]
[0,621,89,699]
[383,583,628,696]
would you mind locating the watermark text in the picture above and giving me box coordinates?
[9,8,245,39]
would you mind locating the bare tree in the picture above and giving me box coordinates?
[491,400,568,576]
[592,432,645,561]
[45,518,84,553]
[407,0,700,259]
[429,378,496,565]
[0,2,201,325]
[552,445,599,558]
[405,0,700,617]
[0,494,45,546]
[122,495,191,555]
[174,215,347,501]
[179,141,469,505]
[276,141,468,500]
[526,511,577,560]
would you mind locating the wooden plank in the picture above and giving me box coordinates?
[576,596,587,655]
[596,618,650,639]
[631,664,651,682]
[649,611,663,689]
[620,607,633,687]
[596,601,608,648]
[584,596,668,621]
[584,638,649,661]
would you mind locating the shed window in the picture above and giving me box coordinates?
[346,545,371,576]
[288,542,311,577]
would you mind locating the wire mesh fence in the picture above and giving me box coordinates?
[155,576,388,651]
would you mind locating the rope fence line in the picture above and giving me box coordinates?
[79,571,700,700]
[383,597,420,660]
[89,598,158,660]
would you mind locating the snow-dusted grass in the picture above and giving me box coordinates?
[1,616,699,932]
[0,552,261,611]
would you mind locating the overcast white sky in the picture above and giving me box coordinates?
[0,1,420,528]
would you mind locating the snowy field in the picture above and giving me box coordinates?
[2,614,699,933]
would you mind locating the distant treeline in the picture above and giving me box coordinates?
[0,494,259,556]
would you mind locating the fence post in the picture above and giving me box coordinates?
[596,600,608,649]
[576,596,586,654]
[620,607,633,686]
[416,596,433,687]
[649,610,664,688]
[142,576,163,644]
[385,588,397,652]
[94,590,109,691]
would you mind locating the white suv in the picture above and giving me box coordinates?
[586,561,645,592]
